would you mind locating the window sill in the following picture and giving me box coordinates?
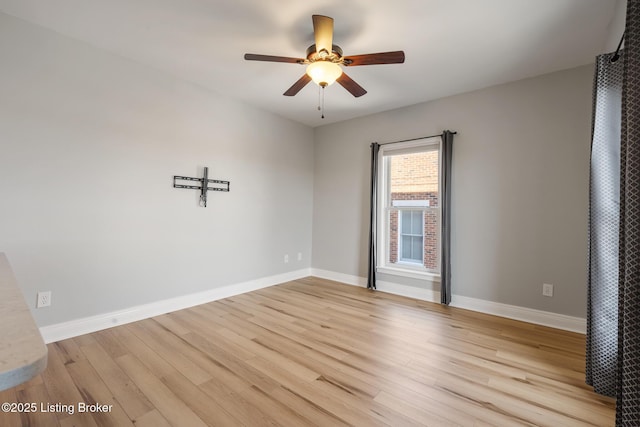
[376,266,441,282]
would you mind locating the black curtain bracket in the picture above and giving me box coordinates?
[611,32,625,63]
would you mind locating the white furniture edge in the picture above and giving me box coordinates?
[0,253,48,391]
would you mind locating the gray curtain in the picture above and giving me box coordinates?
[367,142,380,290]
[440,131,454,304]
[588,1,640,424]
[586,52,622,398]
[617,1,640,423]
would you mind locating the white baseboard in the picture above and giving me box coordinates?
[310,268,586,334]
[309,269,367,287]
[40,268,312,343]
[449,295,586,334]
[41,267,586,343]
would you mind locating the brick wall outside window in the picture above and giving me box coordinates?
[387,150,439,271]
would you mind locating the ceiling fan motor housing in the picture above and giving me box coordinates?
[305,44,347,64]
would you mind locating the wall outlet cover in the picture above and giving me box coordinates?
[37,291,52,308]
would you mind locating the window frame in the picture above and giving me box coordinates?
[376,137,442,281]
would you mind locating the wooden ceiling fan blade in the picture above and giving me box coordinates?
[283,74,312,96]
[337,72,367,97]
[312,15,333,54]
[244,54,304,64]
[343,51,405,66]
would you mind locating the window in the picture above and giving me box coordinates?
[377,137,441,279]
[399,209,424,263]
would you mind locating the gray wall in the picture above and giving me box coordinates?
[0,13,314,326]
[312,64,594,318]
[604,0,626,52]
[1,8,614,326]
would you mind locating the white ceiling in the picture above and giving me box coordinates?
[0,0,620,127]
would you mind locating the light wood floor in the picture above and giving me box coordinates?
[0,277,615,426]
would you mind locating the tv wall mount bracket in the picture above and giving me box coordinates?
[173,167,229,207]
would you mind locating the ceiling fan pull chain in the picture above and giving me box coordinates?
[317,85,326,119]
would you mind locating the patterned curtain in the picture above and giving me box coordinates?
[617,1,640,423]
[586,52,622,398]
[588,1,640,424]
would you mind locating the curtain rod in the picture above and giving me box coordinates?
[377,131,457,146]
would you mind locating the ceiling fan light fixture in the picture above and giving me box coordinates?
[306,61,342,87]
[245,14,403,98]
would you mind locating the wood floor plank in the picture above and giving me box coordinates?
[65,359,134,427]
[15,383,60,427]
[434,372,596,427]
[0,388,22,427]
[245,355,321,394]
[180,331,281,394]
[169,311,257,361]
[172,307,227,337]
[54,340,86,365]
[78,342,154,420]
[310,375,425,427]
[268,385,352,427]
[116,353,208,427]
[210,328,321,383]
[200,312,260,340]
[199,376,281,426]
[239,384,317,427]
[487,376,613,426]
[132,409,172,427]
[109,326,175,379]
[243,291,333,325]
[1,277,614,426]
[245,332,382,400]
[40,343,98,427]
[127,320,213,385]
[152,313,192,336]
[374,390,468,427]
[160,371,242,426]
[91,329,130,360]
[72,333,98,348]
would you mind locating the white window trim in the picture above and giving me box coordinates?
[392,200,430,207]
[376,136,442,279]
[376,266,442,282]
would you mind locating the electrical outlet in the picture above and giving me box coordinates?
[37,291,51,308]
[284,254,289,263]
[542,283,554,297]
[297,252,302,261]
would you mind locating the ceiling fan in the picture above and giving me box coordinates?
[244,15,405,98]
